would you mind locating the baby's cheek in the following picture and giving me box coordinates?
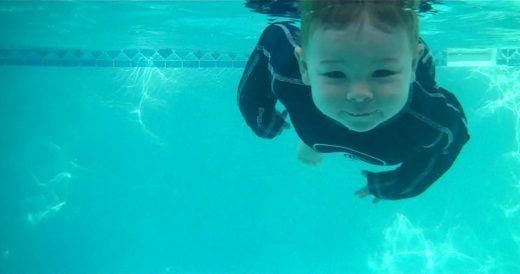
[385,84,410,108]
[321,85,345,99]
[311,90,336,116]
[319,89,344,109]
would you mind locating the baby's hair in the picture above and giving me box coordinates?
[298,0,420,55]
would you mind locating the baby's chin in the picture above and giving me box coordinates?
[344,123,380,132]
[333,113,385,133]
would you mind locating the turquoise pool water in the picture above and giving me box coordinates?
[0,1,519,273]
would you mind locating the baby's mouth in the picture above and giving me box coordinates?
[342,110,379,117]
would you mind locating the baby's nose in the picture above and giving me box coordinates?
[346,84,374,103]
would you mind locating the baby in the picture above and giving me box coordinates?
[237,0,469,201]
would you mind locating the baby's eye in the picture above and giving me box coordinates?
[323,71,346,78]
[373,70,396,78]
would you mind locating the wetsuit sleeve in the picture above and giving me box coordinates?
[415,37,437,89]
[365,89,470,200]
[237,25,288,139]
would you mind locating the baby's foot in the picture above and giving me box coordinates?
[297,141,323,166]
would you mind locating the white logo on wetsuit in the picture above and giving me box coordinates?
[344,153,358,161]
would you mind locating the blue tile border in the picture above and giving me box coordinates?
[0,47,519,68]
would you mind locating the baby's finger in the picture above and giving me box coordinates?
[361,170,368,178]
[355,188,370,198]
[281,109,289,118]
[276,124,290,136]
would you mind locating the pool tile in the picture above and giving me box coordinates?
[123,49,140,59]
[200,60,216,67]
[182,60,199,67]
[158,48,173,59]
[165,61,182,67]
[79,60,97,67]
[2,47,519,68]
[96,60,114,67]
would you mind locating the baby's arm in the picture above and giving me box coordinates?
[237,25,289,139]
[363,143,460,200]
[364,88,469,200]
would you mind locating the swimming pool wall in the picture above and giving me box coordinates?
[1,47,519,68]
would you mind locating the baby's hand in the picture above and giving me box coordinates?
[275,110,291,136]
[297,141,323,166]
[355,180,380,204]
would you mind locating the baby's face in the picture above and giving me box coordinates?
[295,21,417,132]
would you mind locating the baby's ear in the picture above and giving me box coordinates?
[417,42,425,56]
[294,46,310,85]
[411,42,425,82]
[413,42,425,69]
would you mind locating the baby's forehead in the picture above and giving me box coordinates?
[313,18,407,37]
[310,23,409,44]
[306,32,414,63]
[306,22,415,52]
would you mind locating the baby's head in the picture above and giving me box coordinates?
[295,0,422,132]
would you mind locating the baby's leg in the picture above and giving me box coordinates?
[297,141,323,165]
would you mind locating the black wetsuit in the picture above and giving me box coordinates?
[238,22,469,200]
